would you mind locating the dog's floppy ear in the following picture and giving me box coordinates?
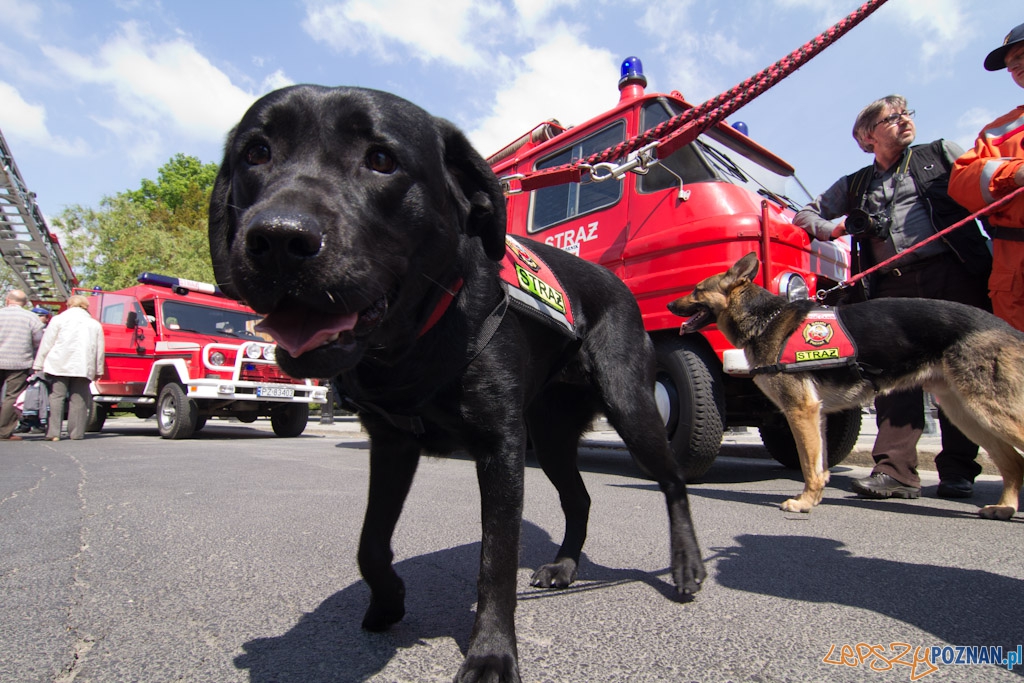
[437,118,507,261]
[208,126,241,299]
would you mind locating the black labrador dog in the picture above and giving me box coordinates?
[209,85,704,682]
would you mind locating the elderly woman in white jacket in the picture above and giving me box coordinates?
[32,295,105,441]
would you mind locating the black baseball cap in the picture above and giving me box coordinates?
[984,22,1024,71]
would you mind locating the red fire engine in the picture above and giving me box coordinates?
[79,273,328,439]
[490,57,858,478]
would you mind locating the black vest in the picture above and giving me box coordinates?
[845,140,992,280]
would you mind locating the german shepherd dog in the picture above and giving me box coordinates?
[668,252,1024,519]
[208,85,704,682]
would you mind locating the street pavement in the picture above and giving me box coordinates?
[1,415,1021,682]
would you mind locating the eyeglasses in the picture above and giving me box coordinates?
[873,110,915,129]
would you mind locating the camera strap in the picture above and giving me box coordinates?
[848,149,913,212]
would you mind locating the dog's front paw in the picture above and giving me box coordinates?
[978,505,1016,521]
[781,497,814,513]
[361,594,406,632]
[671,552,706,599]
[455,652,520,683]
[530,559,578,588]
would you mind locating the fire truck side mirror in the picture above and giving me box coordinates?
[126,311,139,329]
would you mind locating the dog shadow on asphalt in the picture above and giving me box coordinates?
[233,520,679,682]
[685,468,1022,522]
[710,534,1024,667]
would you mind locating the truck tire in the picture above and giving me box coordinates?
[157,382,198,440]
[271,403,309,438]
[86,402,107,432]
[759,407,862,470]
[654,337,725,481]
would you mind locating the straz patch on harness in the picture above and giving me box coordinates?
[777,308,856,371]
[502,236,575,337]
[514,263,566,314]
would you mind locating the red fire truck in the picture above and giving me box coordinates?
[489,57,857,478]
[79,273,328,439]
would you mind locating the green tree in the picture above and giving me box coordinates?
[56,154,220,291]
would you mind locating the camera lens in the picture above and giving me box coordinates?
[846,209,873,236]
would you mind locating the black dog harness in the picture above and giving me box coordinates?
[340,237,580,435]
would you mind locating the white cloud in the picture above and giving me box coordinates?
[0,0,42,40]
[778,0,974,71]
[467,27,620,157]
[302,0,505,69]
[512,0,578,31]
[888,0,972,65]
[636,0,756,102]
[0,81,88,156]
[39,22,267,146]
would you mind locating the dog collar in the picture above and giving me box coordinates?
[417,278,464,338]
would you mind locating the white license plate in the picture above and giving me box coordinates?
[257,385,294,398]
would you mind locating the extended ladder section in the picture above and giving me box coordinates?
[0,127,76,304]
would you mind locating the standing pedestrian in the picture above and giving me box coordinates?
[794,95,992,501]
[949,21,1024,332]
[0,290,45,441]
[32,295,105,441]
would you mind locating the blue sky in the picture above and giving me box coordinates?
[2,0,1022,227]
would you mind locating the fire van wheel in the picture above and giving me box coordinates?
[86,403,107,432]
[654,337,725,481]
[271,403,309,438]
[758,407,862,470]
[156,382,198,440]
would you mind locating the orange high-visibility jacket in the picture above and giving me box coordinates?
[949,105,1024,229]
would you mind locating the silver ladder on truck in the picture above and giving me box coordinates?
[0,126,76,305]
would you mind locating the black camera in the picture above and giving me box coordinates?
[845,208,891,239]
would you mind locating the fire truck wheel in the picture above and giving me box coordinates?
[758,407,862,470]
[86,403,107,432]
[654,337,725,481]
[157,382,198,439]
[271,403,309,438]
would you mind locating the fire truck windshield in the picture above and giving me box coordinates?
[161,300,267,341]
[640,99,812,209]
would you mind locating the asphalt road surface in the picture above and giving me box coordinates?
[2,417,1022,682]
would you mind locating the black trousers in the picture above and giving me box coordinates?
[868,253,990,487]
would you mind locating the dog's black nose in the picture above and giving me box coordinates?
[244,211,323,272]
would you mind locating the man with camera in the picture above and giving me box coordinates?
[794,94,992,501]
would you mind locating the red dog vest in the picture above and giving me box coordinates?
[502,236,576,337]
[775,307,857,372]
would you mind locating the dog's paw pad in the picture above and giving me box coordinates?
[780,498,812,513]
[361,600,405,632]
[978,505,1016,521]
[530,561,578,589]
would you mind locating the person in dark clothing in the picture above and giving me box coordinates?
[794,95,993,501]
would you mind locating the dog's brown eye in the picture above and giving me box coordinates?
[245,143,271,166]
[366,149,397,174]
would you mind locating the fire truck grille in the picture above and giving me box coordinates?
[240,364,292,383]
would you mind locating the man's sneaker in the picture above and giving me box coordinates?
[851,473,921,499]
[936,477,974,499]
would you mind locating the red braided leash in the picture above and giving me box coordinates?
[517,0,890,193]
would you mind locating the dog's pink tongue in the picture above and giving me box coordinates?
[255,308,358,357]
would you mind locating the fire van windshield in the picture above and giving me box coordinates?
[161,300,266,341]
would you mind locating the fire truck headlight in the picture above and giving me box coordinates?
[263,345,276,361]
[209,351,227,366]
[245,343,263,359]
[779,272,809,301]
